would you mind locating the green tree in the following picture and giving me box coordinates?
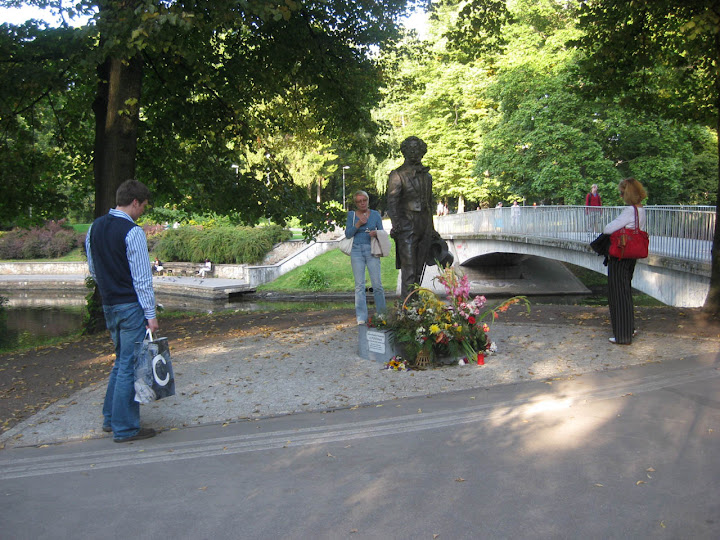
[1,0,410,237]
[374,7,494,211]
[573,0,720,313]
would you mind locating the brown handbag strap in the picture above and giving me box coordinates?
[632,205,640,232]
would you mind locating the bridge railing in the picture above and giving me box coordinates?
[435,205,715,263]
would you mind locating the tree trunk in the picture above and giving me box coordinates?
[92,55,143,218]
[704,94,720,316]
[702,31,720,318]
[316,177,323,203]
[88,54,143,332]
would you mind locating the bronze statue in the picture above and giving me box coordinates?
[387,136,452,298]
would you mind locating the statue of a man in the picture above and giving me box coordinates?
[387,136,451,298]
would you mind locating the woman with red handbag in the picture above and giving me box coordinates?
[602,177,647,345]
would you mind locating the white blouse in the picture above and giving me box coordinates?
[603,205,646,235]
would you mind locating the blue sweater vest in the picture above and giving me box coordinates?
[90,214,139,306]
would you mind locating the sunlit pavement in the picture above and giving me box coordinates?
[1,351,718,539]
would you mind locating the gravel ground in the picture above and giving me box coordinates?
[2,320,717,449]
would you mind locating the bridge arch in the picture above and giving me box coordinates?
[445,234,711,308]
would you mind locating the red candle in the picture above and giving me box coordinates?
[477,353,485,365]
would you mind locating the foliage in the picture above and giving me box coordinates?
[0,219,84,259]
[298,268,330,292]
[372,0,717,211]
[570,0,720,312]
[0,0,411,238]
[153,225,291,264]
[0,21,94,229]
[387,265,529,364]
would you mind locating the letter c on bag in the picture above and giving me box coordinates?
[152,354,170,386]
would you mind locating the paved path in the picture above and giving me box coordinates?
[1,320,718,449]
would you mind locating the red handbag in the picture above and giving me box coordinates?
[609,206,649,259]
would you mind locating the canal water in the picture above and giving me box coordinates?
[0,292,357,350]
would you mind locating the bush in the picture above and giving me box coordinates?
[0,220,83,260]
[298,268,330,291]
[153,224,291,264]
[142,223,169,253]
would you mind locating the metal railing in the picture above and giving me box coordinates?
[435,205,716,264]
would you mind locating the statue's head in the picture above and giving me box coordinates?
[400,136,427,162]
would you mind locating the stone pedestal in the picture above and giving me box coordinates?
[357,326,400,363]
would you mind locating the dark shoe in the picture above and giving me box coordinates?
[114,428,157,443]
[102,425,112,433]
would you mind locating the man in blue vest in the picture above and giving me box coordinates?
[86,179,159,443]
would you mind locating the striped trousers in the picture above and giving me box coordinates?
[607,257,637,344]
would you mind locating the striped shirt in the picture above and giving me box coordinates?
[86,208,156,320]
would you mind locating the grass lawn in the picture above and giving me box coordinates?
[257,240,399,293]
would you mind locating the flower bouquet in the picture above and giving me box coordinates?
[387,265,529,366]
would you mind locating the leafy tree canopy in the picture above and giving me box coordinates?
[0,0,412,236]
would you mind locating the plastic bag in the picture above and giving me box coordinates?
[134,329,175,404]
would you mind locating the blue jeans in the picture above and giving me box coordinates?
[102,302,147,439]
[351,243,386,323]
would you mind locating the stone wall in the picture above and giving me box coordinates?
[0,262,89,275]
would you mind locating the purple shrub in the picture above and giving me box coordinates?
[0,220,84,260]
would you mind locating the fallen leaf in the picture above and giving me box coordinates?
[455,477,465,482]
[594,484,604,488]
[636,480,646,485]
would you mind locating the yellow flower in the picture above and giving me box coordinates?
[429,324,440,334]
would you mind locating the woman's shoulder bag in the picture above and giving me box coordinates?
[609,206,649,259]
[338,211,354,256]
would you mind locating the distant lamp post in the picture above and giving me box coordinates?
[342,166,350,210]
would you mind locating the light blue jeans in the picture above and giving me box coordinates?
[351,243,386,323]
[102,302,146,439]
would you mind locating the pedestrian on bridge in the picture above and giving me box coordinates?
[585,183,603,234]
[603,177,647,345]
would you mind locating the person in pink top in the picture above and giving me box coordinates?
[585,183,603,233]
